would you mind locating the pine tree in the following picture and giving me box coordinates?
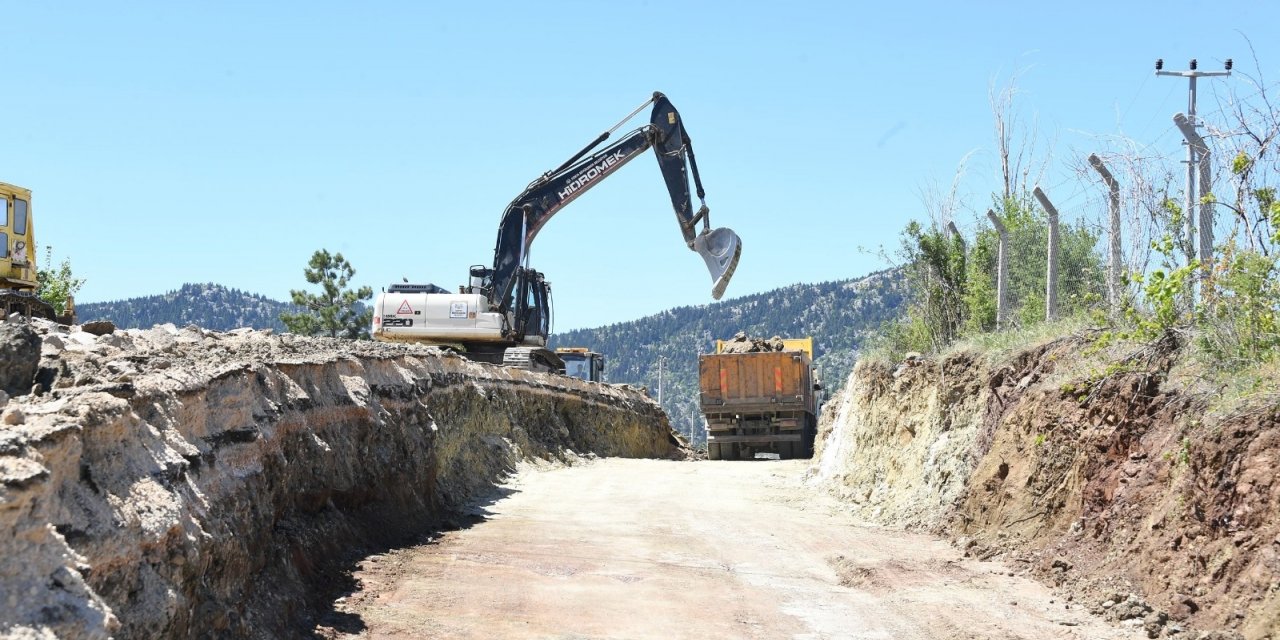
[280,250,373,339]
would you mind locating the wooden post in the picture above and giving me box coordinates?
[1033,186,1060,322]
[1088,154,1122,315]
[986,209,1009,329]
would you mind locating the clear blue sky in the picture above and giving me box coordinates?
[3,1,1275,330]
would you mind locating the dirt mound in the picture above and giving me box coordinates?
[812,333,1279,640]
[1,320,677,639]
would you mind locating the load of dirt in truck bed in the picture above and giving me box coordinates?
[718,331,791,353]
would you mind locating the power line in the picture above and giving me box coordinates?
[1155,57,1232,271]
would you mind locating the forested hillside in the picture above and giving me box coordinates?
[77,283,300,332]
[551,269,905,443]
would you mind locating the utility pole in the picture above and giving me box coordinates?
[1156,58,1231,277]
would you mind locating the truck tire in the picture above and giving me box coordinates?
[781,441,797,460]
[802,414,817,458]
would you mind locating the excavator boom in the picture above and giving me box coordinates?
[488,92,741,314]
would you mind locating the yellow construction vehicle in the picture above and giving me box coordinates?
[0,182,56,320]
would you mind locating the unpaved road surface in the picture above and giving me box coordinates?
[320,459,1142,639]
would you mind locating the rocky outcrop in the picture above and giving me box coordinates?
[810,352,988,527]
[0,319,40,396]
[1,322,676,639]
[811,335,1279,640]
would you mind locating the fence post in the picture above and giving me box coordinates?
[1088,154,1123,316]
[1033,186,1060,322]
[1173,113,1214,266]
[986,209,1009,329]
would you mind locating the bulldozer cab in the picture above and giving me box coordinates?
[0,182,37,291]
[0,181,58,320]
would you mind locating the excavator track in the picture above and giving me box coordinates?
[0,290,56,321]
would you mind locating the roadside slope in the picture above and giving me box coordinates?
[811,335,1280,640]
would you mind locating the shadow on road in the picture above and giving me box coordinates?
[308,483,520,638]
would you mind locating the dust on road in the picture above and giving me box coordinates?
[319,459,1142,639]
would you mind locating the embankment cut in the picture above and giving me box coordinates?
[1,320,676,639]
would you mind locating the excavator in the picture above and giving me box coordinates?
[0,181,58,320]
[371,92,742,371]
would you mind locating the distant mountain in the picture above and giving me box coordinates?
[77,283,301,332]
[550,269,906,443]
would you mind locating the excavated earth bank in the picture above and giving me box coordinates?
[0,319,676,639]
[811,334,1279,640]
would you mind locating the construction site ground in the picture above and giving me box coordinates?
[316,458,1142,640]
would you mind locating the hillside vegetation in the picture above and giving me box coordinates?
[77,283,300,332]
[552,269,905,442]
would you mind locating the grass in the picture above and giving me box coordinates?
[1185,353,1280,422]
[944,314,1097,364]
[864,309,1280,426]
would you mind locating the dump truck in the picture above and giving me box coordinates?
[556,347,605,382]
[699,336,819,460]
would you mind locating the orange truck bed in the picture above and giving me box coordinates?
[698,350,816,415]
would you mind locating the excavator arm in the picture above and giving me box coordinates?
[486,92,741,316]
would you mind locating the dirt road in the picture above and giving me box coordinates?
[320,459,1142,639]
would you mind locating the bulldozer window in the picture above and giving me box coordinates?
[0,232,7,258]
[13,199,27,235]
[1,199,8,228]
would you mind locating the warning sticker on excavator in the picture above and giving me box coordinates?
[396,300,414,315]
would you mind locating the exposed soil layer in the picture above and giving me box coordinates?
[0,320,676,639]
[811,333,1279,639]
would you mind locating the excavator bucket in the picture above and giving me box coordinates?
[694,227,742,300]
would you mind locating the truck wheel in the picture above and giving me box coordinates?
[800,415,816,458]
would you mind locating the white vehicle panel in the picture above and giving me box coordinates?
[372,292,507,342]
